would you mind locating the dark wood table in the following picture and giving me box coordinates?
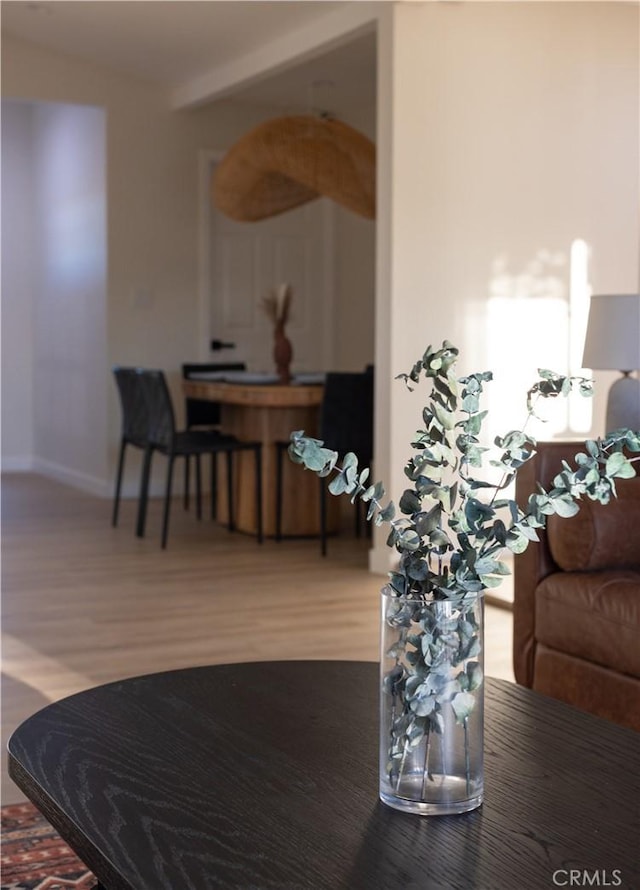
[8,662,640,890]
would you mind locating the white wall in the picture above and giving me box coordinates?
[371,1,639,572]
[1,102,35,469]
[332,95,376,372]
[333,207,376,371]
[1,36,301,496]
[31,101,108,492]
[2,31,378,494]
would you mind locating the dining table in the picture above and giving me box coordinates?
[182,372,338,537]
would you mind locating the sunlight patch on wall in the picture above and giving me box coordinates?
[485,243,593,444]
[568,238,593,434]
[38,104,106,292]
[486,249,569,443]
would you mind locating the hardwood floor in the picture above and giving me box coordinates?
[1,473,514,805]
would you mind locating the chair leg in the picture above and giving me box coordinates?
[184,456,190,511]
[161,456,175,549]
[275,443,283,542]
[136,447,154,539]
[195,454,202,520]
[255,446,263,544]
[320,478,328,557]
[226,451,234,531]
[211,453,218,520]
[112,439,127,527]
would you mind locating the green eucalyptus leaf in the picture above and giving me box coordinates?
[551,496,580,518]
[492,518,508,545]
[406,558,430,581]
[462,393,480,414]
[586,439,599,458]
[388,573,407,596]
[606,452,635,478]
[624,430,640,451]
[289,435,337,472]
[451,691,476,723]
[461,411,488,437]
[373,481,385,500]
[434,404,456,430]
[328,472,349,496]
[464,444,487,467]
[429,528,451,549]
[505,531,529,554]
[466,662,484,691]
[480,575,504,588]
[518,519,542,540]
[398,529,421,550]
[399,489,423,515]
[415,503,443,536]
[361,484,376,502]
[474,556,500,575]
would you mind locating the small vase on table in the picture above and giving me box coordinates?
[262,283,293,385]
[273,321,293,385]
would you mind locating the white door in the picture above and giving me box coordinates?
[210,187,335,374]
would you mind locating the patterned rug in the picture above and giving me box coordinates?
[1,803,96,890]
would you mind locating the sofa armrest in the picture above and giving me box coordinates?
[513,445,556,685]
[513,441,593,686]
[513,439,640,687]
[546,485,640,571]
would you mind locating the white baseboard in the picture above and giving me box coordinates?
[369,543,395,578]
[31,457,110,498]
[3,456,179,501]
[1,456,34,472]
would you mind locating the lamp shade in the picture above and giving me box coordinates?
[582,293,640,371]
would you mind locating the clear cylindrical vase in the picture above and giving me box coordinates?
[379,588,484,816]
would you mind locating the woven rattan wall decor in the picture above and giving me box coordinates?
[213,115,376,221]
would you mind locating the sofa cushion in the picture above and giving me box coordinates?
[532,645,640,731]
[546,480,640,572]
[535,569,640,678]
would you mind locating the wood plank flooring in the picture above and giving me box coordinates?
[1,473,514,805]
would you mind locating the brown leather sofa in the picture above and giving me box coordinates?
[513,440,640,731]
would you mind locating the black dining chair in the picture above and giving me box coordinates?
[112,366,149,529]
[181,362,246,515]
[275,370,374,555]
[182,362,246,429]
[138,369,263,549]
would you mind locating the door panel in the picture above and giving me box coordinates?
[211,191,334,374]
[220,235,256,328]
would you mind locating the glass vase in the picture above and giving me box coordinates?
[379,587,484,816]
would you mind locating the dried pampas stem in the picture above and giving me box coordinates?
[262,284,293,327]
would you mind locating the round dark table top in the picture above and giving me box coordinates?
[8,661,640,890]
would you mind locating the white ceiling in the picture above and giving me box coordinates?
[1,1,376,115]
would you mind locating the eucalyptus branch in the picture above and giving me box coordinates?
[288,433,396,527]
[512,428,640,545]
[288,342,639,601]
[474,371,595,557]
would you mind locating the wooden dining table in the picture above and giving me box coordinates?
[182,377,338,537]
